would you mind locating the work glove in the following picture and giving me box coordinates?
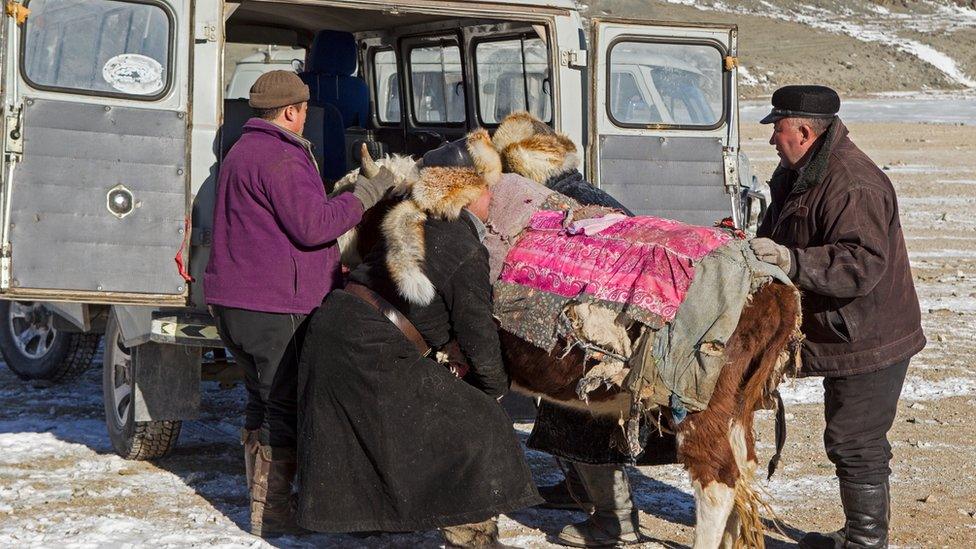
[352,166,397,211]
[750,237,792,274]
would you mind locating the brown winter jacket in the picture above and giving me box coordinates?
[757,118,925,377]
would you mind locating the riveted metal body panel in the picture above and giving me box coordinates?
[9,98,188,297]
[598,135,728,226]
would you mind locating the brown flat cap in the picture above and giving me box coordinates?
[248,70,310,109]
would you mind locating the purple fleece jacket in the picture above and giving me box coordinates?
[204,118,363,314]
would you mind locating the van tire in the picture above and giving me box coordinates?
[0,300,100,383]
[102,315,181,460]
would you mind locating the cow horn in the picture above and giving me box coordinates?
[360,144,379,178]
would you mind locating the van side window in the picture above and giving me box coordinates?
[373,49,401,124]
[409,45,466,124]
[22,0,171,99]
[608,41,723,128]
[475,37,551,124]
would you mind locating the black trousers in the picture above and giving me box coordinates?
[214,306,308,448]
[823,359,909,484]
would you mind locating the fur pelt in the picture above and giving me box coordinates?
[383,128,502,305]
[493,111,579,184]
[440,517,499,547]
[335,152,420,267]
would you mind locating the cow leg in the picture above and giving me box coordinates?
[678,427,739,549]
[692,477,736,549]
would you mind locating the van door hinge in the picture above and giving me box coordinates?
[1,244,11,290]
[723,56,738,72]
[197,22,218,43]
[560,49,587,68]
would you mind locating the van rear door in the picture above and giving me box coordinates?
[588,19,741,227]
[0,0,190,304]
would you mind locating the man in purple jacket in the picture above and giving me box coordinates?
[203,71,394,536]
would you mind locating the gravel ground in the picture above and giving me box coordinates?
[1,115,973,548]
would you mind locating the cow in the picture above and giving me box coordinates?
[337,145,801,549]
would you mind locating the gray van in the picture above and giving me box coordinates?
[0,0,761,459]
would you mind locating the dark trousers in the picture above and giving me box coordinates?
[823,359,909,484]
[214,306,308,449]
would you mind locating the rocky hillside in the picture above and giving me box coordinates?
[582,0,976,98]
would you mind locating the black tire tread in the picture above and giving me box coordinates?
[6,332,101,383]
[45,333,101,383]
[121,420,182,460]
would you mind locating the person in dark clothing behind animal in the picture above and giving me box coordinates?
[753,86,926,549]
[296,129,540,547]
[490,112,676,548]
[204,70,396,536]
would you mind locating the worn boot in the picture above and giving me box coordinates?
[241,429,260,492]
[441,516,518,548]
[537,460,594,511]
[554,463,641,547]
[840,480,890,548]
[799,480,890,549]
[798,529,845,549]
[250,445,305,537]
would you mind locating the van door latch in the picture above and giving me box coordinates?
[4,104,24,159]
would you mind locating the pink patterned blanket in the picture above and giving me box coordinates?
[498,210,732,322]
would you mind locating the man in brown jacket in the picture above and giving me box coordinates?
[752,85,926,549]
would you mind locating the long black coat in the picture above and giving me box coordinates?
[296,213,540,532]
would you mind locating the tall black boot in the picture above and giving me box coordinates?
[840,480,889,548]
[800,480,890,549]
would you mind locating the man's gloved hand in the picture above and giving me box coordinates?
[750,237,792,273]
[352,166,397,211]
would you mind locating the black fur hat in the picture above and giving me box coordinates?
[760,85,840,124]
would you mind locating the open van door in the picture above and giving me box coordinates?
[588,19,742,227]
[0,0,190,305]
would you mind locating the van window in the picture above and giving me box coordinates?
[409,44,466,124]
[373,49,401,124]
[608,41,723,128]
[475,37,551,124]
[22,0,171,98]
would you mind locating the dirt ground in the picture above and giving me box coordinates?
[1,120,973,548]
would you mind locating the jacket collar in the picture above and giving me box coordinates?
[544,168,584,190]
[243,118,313,151]
[772,117,848,197]
[459,208,486,242]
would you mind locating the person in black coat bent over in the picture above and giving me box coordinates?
[296,129,539,547]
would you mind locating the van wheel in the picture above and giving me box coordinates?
[102,315,181,460]
[0,300,100,383]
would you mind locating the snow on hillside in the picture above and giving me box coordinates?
[662,0,976,88]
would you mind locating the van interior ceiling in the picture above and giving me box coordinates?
[222,2,554,187]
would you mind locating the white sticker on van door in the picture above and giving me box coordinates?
[102,54,165,95]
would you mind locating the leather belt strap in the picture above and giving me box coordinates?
[344,283,430,357]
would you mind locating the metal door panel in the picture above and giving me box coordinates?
[9,98,187,296]
[599,134,728,225]
[589,19,739,227]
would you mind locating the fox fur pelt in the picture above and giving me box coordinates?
[383,129,502,305]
